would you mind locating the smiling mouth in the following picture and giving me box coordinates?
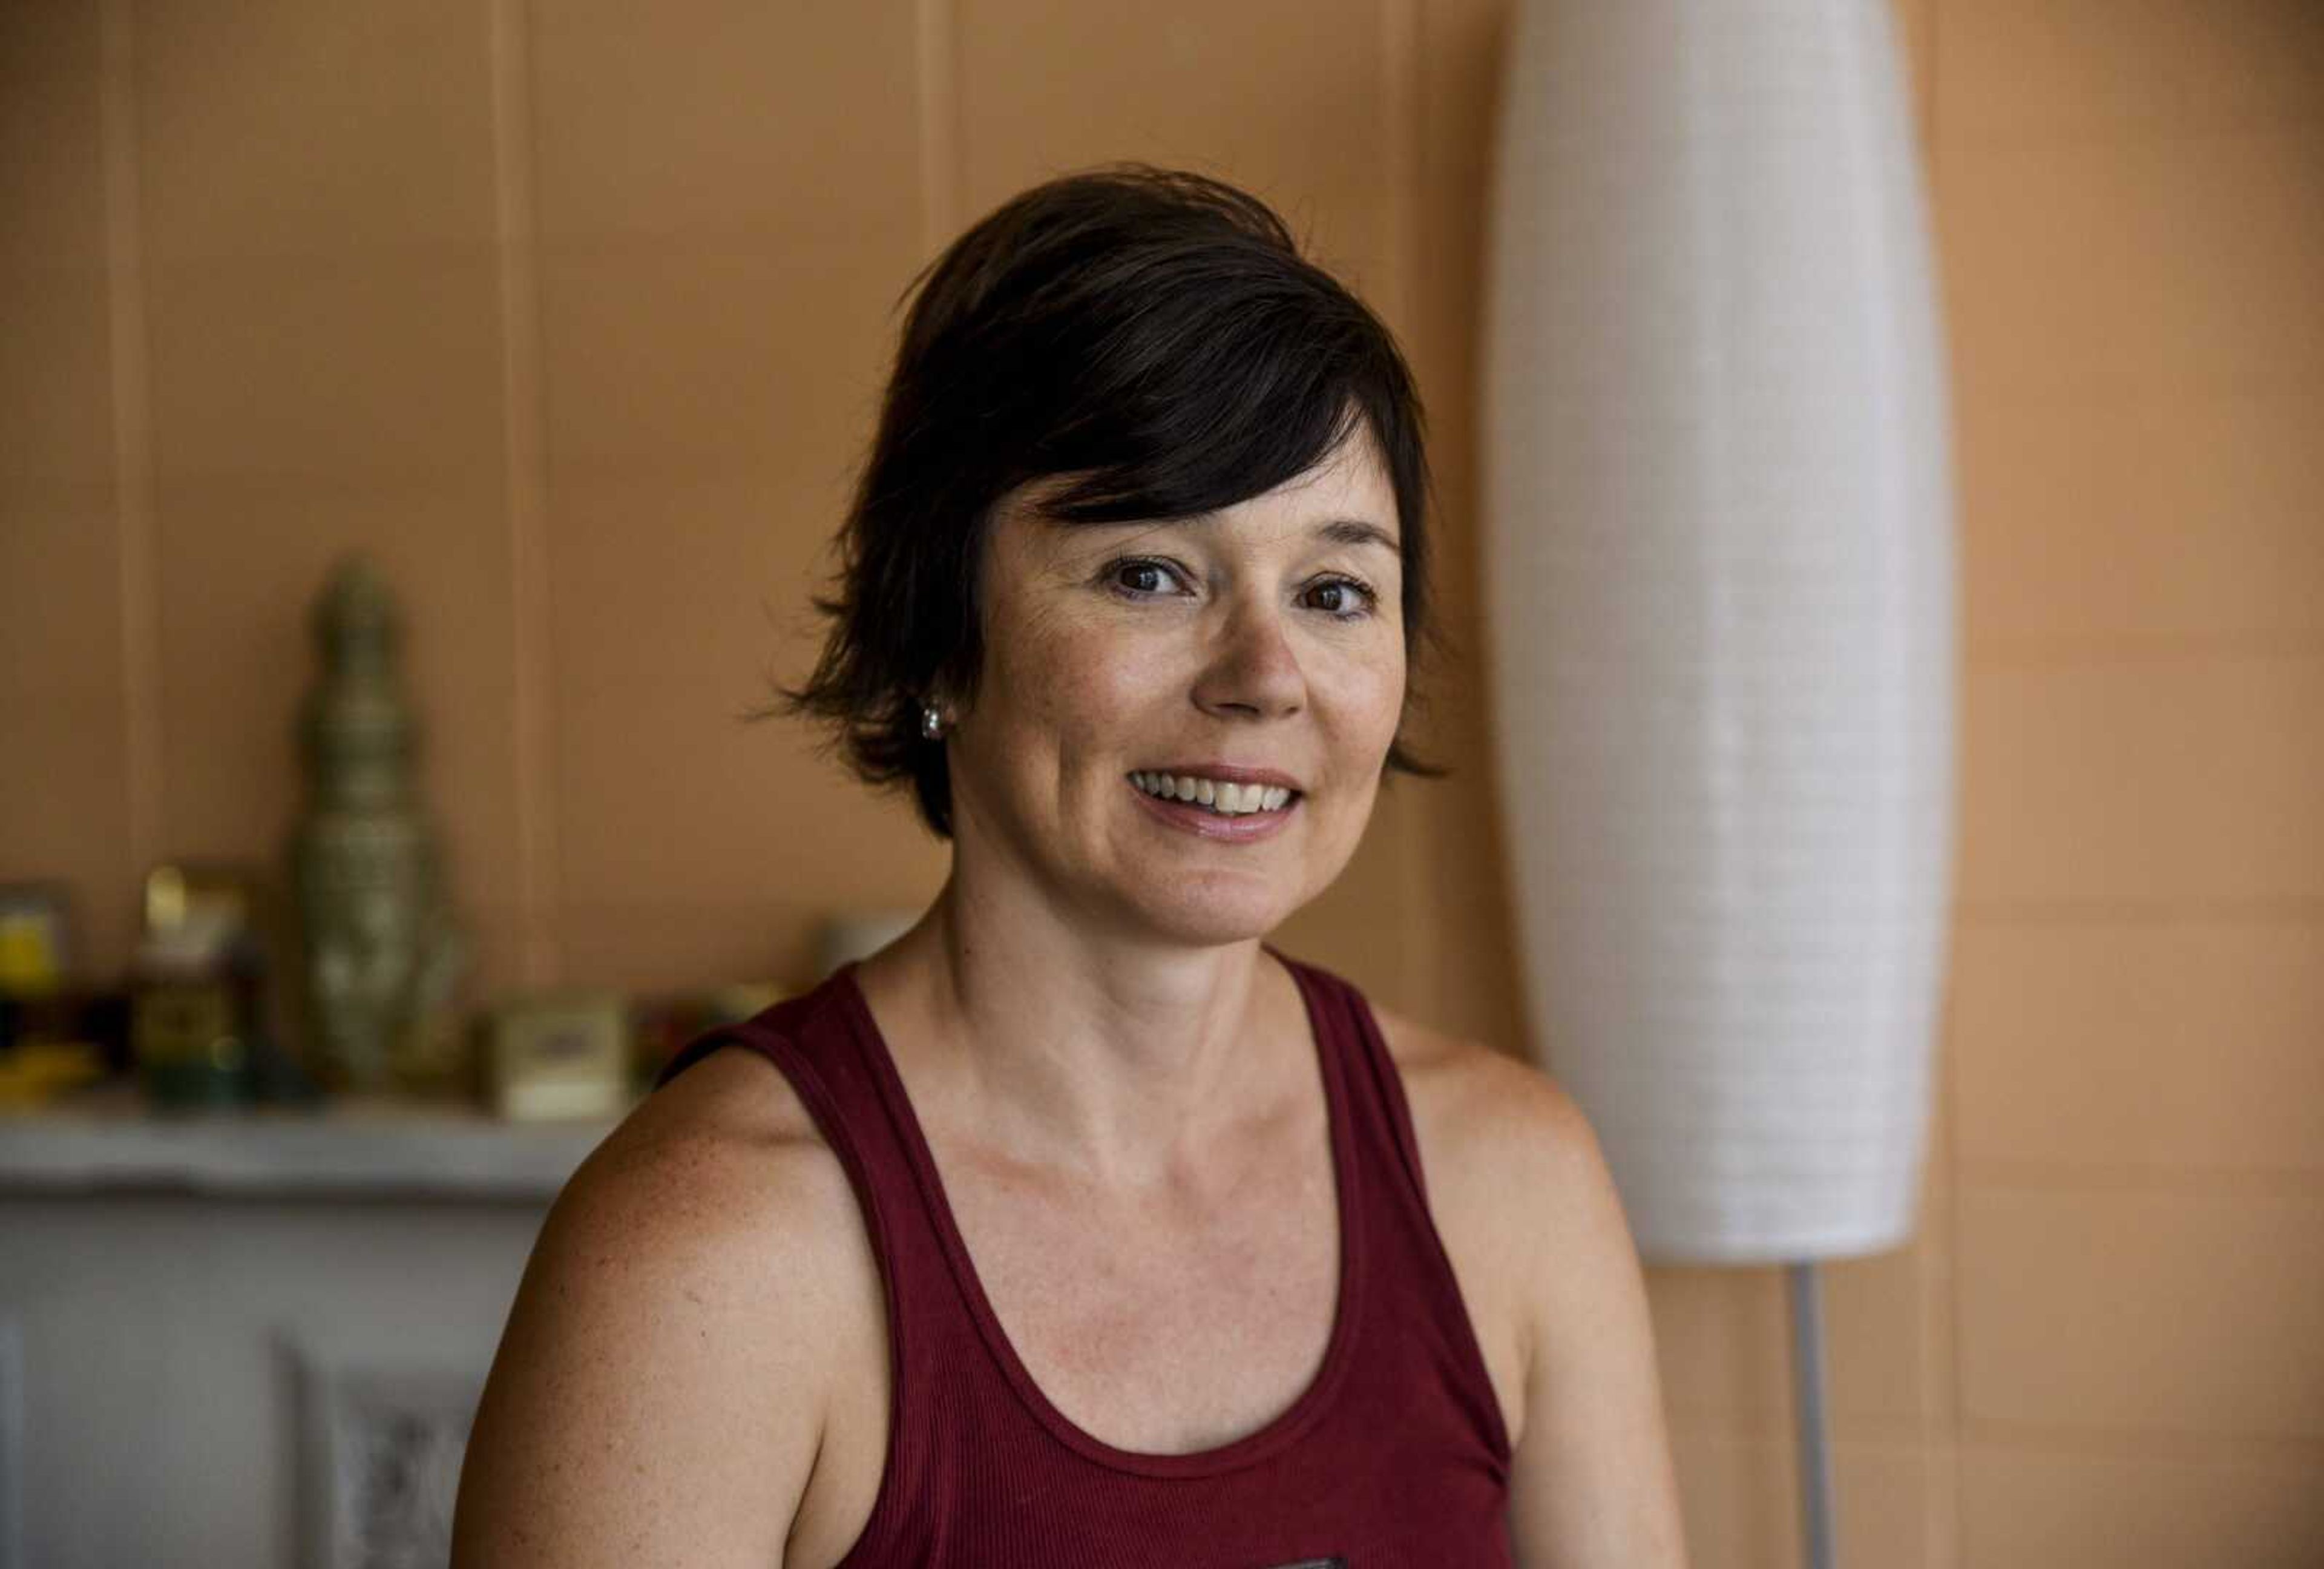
[1127,771,1301,817]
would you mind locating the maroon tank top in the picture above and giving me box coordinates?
[655,945,1515,1567]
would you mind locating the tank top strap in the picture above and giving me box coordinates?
[1264,942,1437,1214]
[652,976,960,1553]
[1264,945,1516,1470]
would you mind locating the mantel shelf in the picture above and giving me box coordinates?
[0,1085,624,1202]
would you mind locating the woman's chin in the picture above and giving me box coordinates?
[1118,883,1299,949]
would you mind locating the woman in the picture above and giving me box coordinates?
[452,166,1687,1567]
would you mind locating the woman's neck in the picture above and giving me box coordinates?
[850,877,1302,1190]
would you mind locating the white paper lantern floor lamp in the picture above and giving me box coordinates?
[1482,5,1957,1567]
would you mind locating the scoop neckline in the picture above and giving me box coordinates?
[829,944,1367,1480]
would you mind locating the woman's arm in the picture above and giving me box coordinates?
[451,1056,845,1567]
[1503,1082,1690,1567]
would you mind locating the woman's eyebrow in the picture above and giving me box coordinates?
[1072,513,1401,556]
[1140,513,1401,556]
[1314,518,1402,556]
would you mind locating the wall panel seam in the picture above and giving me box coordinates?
[1935,907,1967,1569]
[916,0,959,257]
[490,0,563,987]
[1955,898,2324,924]
[1968,638,2324,665]
[1381,0,1431,1016]
[1926,8,1963,1558]
[1957,1162,2324,1194]
[99,0,160,896]
[1957,1417,2324,1462]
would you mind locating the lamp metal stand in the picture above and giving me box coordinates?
[1787,1260,1837,1569]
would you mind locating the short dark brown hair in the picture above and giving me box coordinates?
[774,163,1445,838]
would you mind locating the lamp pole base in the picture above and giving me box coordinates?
[1788,1259,1838,1569]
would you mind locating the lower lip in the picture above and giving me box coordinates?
[1128,780,1301,841]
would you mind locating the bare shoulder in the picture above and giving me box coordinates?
[1364,1004,1633,1438]
[1368,1002,1611,1266]
[1370,1004,1689,1565]
[1368,1001,1595,1162]
[451,1045,879,1568]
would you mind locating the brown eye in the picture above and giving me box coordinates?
[1302,576,1378,620]
[1107,558,1186,597]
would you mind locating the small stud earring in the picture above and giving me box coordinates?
[920,703,946,741]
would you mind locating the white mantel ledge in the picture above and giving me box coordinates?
[0,1087,627,1201]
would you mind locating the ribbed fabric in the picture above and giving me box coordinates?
[657,944,1514,1567]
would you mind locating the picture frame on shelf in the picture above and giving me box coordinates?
[0,884,73,999]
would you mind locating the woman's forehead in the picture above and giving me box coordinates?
[996,435,1400,554]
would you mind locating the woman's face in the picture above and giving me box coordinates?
[945,427,1407,948]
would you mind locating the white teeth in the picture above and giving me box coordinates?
[1130,772,1298,817]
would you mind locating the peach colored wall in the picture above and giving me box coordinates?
[0,0,1530,1044]
[2,2,2320,1564]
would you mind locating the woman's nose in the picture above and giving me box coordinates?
[1192,599,1306,720]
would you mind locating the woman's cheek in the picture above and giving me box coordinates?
[1322,642,1406,749]
[991,598,1093,723]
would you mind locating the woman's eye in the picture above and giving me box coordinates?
[1105,559,1376,619]
[1108,559,1184,597]
[1304,577,1379,619]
